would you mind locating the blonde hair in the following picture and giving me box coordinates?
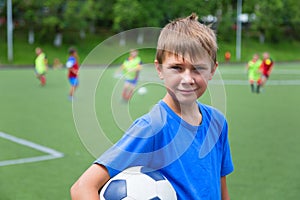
[156,13,217,66]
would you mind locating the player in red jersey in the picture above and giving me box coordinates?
[66,47,79,100]
[260,52,274,89]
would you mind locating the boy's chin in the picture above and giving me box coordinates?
[166,90,199,105]
[174,95,199,106]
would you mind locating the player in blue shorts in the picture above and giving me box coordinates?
[71,13,234,200]
[66,47,79,100]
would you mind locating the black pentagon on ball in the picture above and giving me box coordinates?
[140,166,166,181]
[103,179,127,200]
[150,197,162,200]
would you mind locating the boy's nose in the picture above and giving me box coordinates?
[182,71,195,84]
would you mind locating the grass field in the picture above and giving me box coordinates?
[1,61,300,199]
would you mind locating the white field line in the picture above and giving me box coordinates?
[0,132,64,167]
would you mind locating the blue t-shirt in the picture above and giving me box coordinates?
[95,101,234,200]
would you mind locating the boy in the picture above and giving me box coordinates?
[246,53,262,93]
[66,47,79,100]
[120,49,142,101]
[34,47,48,86]
[71,13,234,200]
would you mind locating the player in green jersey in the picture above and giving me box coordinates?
[246,53,262,93]
[120,49,142,101]
[34,47,48,86]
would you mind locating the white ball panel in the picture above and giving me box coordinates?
[156,180,177,199]
[126,174,156,199]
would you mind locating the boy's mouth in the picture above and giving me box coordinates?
[177,88,198,95]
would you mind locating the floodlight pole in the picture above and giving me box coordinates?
[236,0,242,61]
[7,0,13,62]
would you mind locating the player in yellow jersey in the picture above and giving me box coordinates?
[34,47,48,86]
[120,49,142,101]
[246,54,262,93]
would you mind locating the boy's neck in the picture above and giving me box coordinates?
[162,95,202,126]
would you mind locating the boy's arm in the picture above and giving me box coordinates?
[44,57,48,71]
[221,176,230,200]
[245,62,250,73]
[115,64,124,74]
[70,164,110,200]
[70,67,79,75]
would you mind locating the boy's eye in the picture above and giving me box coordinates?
[194,66,206,72]
[170,65,182,71]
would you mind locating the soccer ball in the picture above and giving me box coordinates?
[265,58,271,65]
[99,166,177,200]
[137,87,147,95]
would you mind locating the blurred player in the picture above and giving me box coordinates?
[246,53,262,93]
[119,49,142,101]
[260,52,274,89]
[66,47,79,100]
[224,51,231,63]
[34,47,48,86]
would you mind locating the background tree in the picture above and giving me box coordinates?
[112,0,143,45]
[3,0,300,47]
[63,0,102,40]
[14,0,40,44]
[112,0,143,31]
[252,0,284,43]
[280,0,300,41]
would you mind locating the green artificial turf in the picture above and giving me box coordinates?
[0,62,300,199]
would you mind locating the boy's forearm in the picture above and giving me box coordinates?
[70,184,100,200]
[221,176,230,200]
[70,164,110,200]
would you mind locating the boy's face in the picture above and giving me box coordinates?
[253,54,259,61]
[35,48,41,55]
[263,53,269,59]
[130,50,138,58]
[155,53,217,105]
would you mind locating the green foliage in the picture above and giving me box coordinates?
[112,0,143,31]
[137,0,165,27]
[253,0,283,42]
[2,0,300,61]
[246,0,300,42]
[63,0,102,33]
[216,5,235,42]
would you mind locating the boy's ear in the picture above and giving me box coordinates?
[209,62,218,80]
[155,59,164,80]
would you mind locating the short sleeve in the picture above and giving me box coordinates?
[66,57,75,68]
[95,103,167,177]
[220,122,234,177]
